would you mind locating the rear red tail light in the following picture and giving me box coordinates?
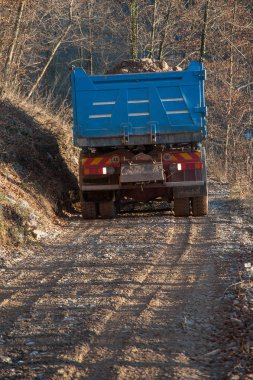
[173,162,203,171]
[82,155,120,176]
[180,162,203,170]
[83,166,116,175]
[84,167,104,175]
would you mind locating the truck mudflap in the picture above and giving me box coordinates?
[173,183,208,198]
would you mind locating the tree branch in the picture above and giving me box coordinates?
[1,0,26,96]
[26,0,74,100]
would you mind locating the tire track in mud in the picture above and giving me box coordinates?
[0,204,229,380]
[1,184,247,380]
[90,217,218,380]
[0,213,182,379]
[47,216,194,379]
[46,216,182,378]
[75,218,216,380]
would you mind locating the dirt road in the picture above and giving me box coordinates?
[0,182,252,379]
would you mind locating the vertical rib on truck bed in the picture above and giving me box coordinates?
[71,61,207,147]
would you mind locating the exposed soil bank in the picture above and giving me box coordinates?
[0,98,79,247]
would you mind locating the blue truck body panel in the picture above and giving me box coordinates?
[71,61,207,147]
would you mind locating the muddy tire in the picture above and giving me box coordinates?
[99,201,116,219]
[174,198,190,217]
[81,201,97,219]
[192,196,208,217]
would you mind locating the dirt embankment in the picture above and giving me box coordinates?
[0,98,79,248]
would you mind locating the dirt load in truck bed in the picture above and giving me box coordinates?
[107,58,181,74]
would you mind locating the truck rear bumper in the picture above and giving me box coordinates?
[76,132,203,148]
[81,181,205,191]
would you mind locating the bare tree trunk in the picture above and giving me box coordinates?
[130,0,138,59]
[149,0,158,59]
[13,43,24,87]
[199,0,210,62]
[224,0,237,177]
[158,1,172,60]
[87,0,94,74]
[1,0,26,96]
[26,0,74,100]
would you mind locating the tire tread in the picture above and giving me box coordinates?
[99,201,116,219]
[81,201,97,219]
[192,196,208,216]
[174,198,190,217]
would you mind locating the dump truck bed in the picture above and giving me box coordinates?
[71,61,207,147]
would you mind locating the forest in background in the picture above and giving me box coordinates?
[0,0,252,184]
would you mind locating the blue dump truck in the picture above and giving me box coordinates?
[71,61,208,218]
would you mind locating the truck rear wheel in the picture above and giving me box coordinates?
[174,198,190,217]
[192,196,208,216]
[99,201,116,219]
[81,201,97,219]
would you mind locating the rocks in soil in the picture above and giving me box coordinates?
[230,317,244,327]
[30,351,39,357]
[0,356,12,364]
[107,58,182,74]
[32,229,48,240]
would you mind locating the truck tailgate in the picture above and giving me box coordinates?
[71,61,207,147]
